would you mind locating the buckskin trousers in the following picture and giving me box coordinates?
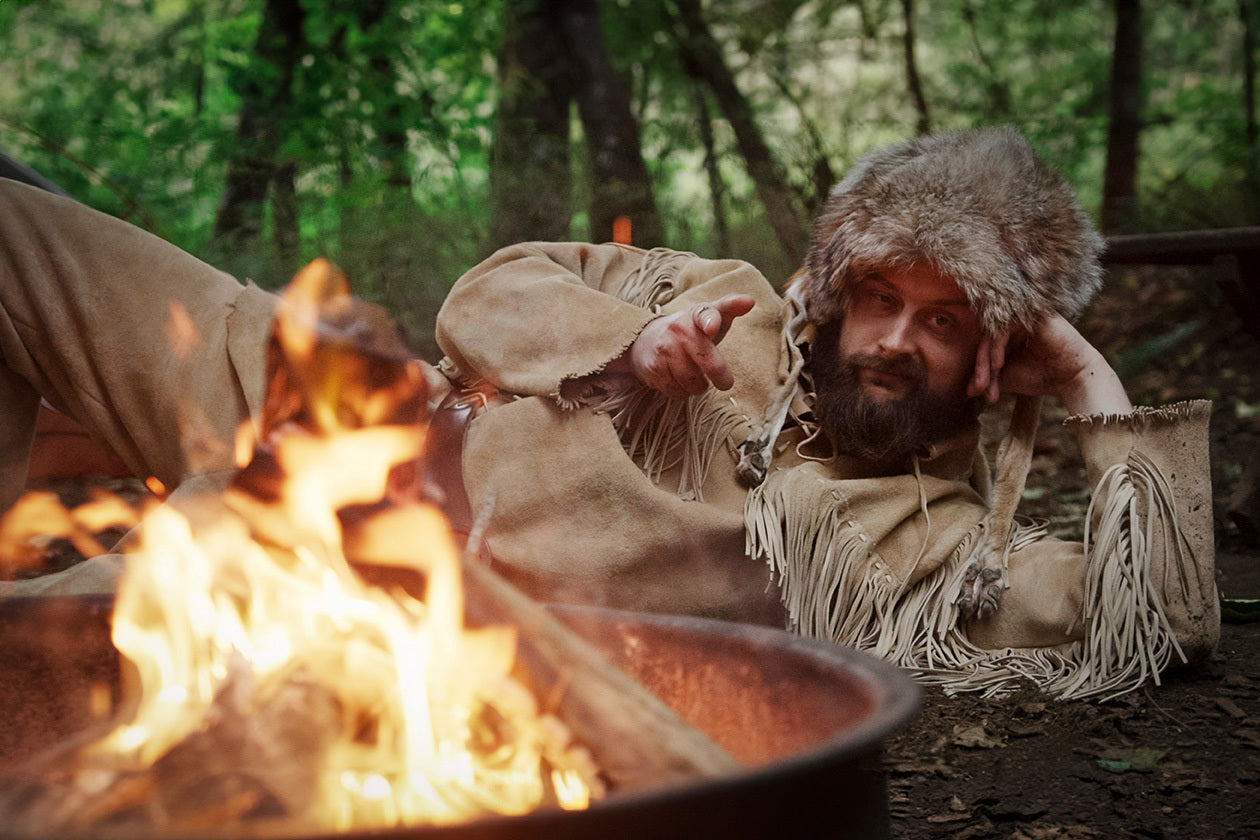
[0,177,275,513]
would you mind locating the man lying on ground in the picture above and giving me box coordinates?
[433,126,1218,698]
[0,126,1218,699]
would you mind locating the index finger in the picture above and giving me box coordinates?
[684,340,735,391]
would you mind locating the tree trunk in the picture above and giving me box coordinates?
[693,83,730,255]
[960,1,1012,118]
[561,0,663,247]
[213,0,306,256]
[1102,0,1143,234]
[901,0,931,136]
[767,70,835,214]
[669,0,809,267]
[192,6,206,118]
[338,149,354,254]
[272,162,299,277]
[356,0,410,193]
[486,0,574,253]
[1242,0,1258,179]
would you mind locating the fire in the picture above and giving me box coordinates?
[0,488,140,576]
[0,261,600,833]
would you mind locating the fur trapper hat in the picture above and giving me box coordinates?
[799,126,1104,334]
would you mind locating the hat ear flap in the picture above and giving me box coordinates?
[796,137,927,328]
[796,230,845,327]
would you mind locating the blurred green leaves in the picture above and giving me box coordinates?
[0,0,1256,354]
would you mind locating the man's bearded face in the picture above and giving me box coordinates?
[806,263,986,465]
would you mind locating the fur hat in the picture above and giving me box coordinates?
[798,126,1104,334]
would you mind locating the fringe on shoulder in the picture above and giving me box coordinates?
[553,246,752,500]
[746,450,1193,701]
[554,248,698,411]
[580,387,746,502]
[616,247,696,312]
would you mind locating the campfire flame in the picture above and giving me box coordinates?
[1,261,599,833]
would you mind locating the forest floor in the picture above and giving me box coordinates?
[886,263,1260,840]
[9,263,1260,838]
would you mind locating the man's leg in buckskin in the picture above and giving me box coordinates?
[0,177,275,510]
[0,365,41,512]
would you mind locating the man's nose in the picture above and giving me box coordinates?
[877,311,917,356]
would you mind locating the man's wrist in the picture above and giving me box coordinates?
[604,348,634,375]
[1056,348,1132,416]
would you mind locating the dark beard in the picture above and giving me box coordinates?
[806,318,981,466]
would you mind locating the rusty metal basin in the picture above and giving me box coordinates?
[0,596,919,839]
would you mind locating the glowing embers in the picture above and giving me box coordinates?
[0,261,599,835]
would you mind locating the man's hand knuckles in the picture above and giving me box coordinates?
[666,316,696,337]
[639,356,669,381]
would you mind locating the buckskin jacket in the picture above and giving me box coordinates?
[0,176,1219,700]
[435,240,1220,699]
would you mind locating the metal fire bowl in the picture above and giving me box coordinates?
[0,596,919,840]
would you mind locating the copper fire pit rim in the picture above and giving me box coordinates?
[286,606,925,840]
[0,597,921,840]
[339,606,925,840]
[548,603,923,778]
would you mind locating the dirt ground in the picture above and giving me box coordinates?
[885,263,1260,840]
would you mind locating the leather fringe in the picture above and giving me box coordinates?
[600,387,746,502]
[746,451,1189,700]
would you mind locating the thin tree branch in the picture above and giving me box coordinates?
[0,116,166,236]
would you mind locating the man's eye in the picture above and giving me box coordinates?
[927,313,954,332]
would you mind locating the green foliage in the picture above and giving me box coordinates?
[1,0,1256,343]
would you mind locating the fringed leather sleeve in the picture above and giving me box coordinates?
[746,400,1217,701]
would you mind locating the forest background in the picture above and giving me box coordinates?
[1,0,1256,358]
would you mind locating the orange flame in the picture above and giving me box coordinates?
[8,261,598,832]
[0,489,142,575]
[612,215,632,245]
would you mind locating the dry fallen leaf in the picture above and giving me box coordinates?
[1096,746,1168,773]
[926,811,971,824]
[951,723,1006,749]
[1215,696,1247,719]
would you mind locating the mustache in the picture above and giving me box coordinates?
[843,351,926,384]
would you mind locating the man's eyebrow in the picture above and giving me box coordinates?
[864,272,971,308]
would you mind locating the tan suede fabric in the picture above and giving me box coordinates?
[0,178,276,510]
[0,192,1217,693]
[436,242,1218,669]
[1065,405,1220,658]
[462,396,781,622]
